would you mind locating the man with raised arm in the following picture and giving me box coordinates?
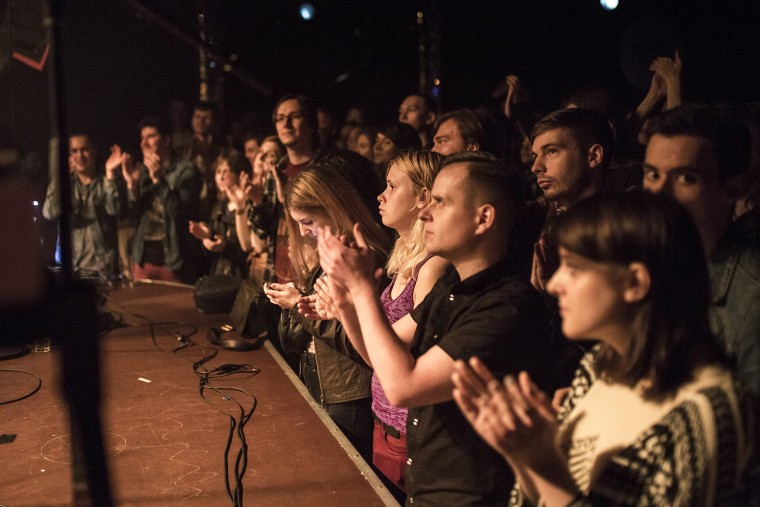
[317,152,555,505]
[122,115,202,283]
[43,133,123,279]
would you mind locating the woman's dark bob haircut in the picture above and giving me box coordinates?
[553,191,723,396]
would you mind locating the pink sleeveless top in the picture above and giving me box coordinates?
[371,259,430,432]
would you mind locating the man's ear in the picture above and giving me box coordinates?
[466,143,480,152]
[623,262,650,303]
[426,112,437,127]
[587,143,604,169]
[416,187,430,209]
[474,204,495,235]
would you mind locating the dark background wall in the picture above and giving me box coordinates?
[3,0,760,171]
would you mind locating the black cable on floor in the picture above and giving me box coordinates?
[103,291,259,506]
[0,368,42,405]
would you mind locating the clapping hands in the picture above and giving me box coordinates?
[452,357,558,465]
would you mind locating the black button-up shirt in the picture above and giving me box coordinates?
[405,260,553,506]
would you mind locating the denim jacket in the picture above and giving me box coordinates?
[708,222,760,397]
[43,172,122,277]
[126,157,202,271]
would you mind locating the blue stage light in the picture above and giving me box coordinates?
[300,3,315,20]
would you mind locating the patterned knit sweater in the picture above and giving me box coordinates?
[510,350,759,506]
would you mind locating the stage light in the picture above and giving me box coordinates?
[600,0,619,10]
[300,3,315,20]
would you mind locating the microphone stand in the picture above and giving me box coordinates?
[46,1,113,504]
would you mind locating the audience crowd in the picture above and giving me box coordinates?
[43,54,760,505]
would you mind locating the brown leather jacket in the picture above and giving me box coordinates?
[278,268,372,405]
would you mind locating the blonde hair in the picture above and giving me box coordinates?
[260,135,285,155]
[285,165,391,288]
[385,149,442,282]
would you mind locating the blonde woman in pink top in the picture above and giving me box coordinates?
[306,149,448,501]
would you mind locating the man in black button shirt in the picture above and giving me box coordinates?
[318,152,554,505]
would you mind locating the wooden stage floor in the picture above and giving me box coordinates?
[0,281,396,506]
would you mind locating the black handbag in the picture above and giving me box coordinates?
[205,280,275,351]
[193,275,241,314]
[229,279,275,339]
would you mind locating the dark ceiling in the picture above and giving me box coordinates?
[3,0,760,160]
